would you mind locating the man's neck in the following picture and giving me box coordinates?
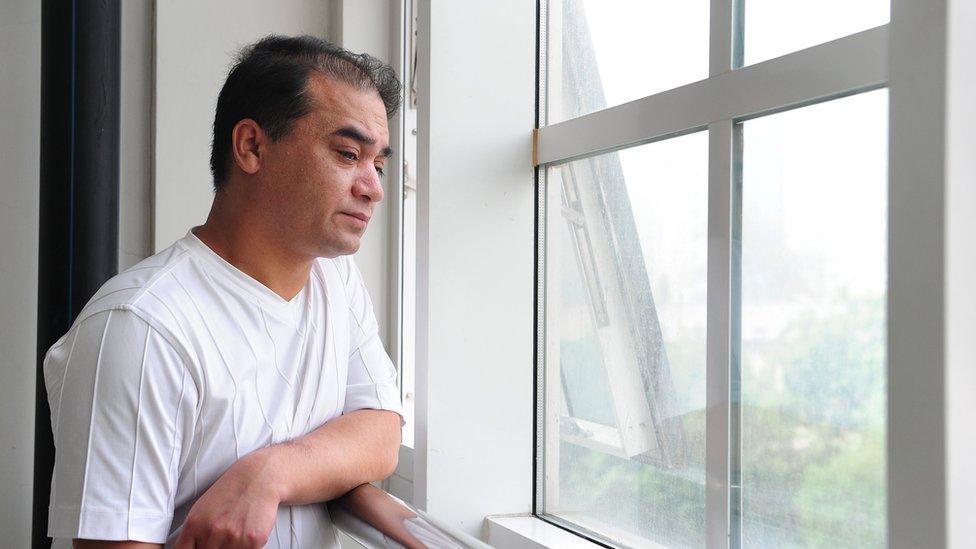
[193,218,314,302]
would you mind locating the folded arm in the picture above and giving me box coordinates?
[174,408,400,548]
[78,411,399,549]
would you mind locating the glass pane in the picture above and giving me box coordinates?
[738,89,888,547]
[546,0,709,124]
[543,132,708,547]
[743,0,889,66]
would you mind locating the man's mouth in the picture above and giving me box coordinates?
[342,212,370,226]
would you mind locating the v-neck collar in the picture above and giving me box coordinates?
[180,228,310,319]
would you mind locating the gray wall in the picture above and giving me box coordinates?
[0,0,40,544]
[120,1,155,270]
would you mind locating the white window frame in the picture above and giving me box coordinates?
[405,0,976,547]
[536,2,887,546]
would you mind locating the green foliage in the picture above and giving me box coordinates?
[795,429,886,548]
[739,294,886,546]
[777,295,885,428]
[557,440,706,548]
[554,294,886,547]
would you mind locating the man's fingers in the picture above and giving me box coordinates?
[171,520,268,549]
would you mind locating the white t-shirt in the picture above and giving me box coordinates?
[43,228,403,548]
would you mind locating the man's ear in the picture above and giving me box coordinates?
[231,118,265,176]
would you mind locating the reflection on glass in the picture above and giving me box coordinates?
[738,89,888,547]
[743,0,889,66]
[546,0,708,124]
[544,132,708,547]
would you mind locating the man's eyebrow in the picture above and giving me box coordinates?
[332,126,393,157]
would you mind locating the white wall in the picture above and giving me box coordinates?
[0,1,40,544]
[414,0,537,538]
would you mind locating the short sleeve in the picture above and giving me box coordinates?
[43,307,198,543]
[342,258,405,425]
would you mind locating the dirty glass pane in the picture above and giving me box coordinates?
[546,0,708,124]
[543,132,708,547]
[737,89,888,547]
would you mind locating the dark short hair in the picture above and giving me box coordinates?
[210,34,402,190]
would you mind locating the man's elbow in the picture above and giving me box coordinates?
[379,411,401,478]
[358,408,401,479]
[381,448,399,479]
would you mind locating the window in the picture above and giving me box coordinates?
[536,1,889,546]
[542,135,708,547]
[736,89,888,547]
[546,0,709,124]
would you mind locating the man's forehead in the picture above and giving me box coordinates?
[305,73,389,140]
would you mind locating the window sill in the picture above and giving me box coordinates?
[485,516,604,549]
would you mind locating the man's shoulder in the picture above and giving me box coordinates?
[45,240,200,369]
[74,240,195,327]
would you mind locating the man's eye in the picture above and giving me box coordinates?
[339,150,358,161]
[375,165,385,177]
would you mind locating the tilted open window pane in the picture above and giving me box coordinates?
[742,0,889,66]
[545,0,708,125]
[736,89,888,547]
[541,132,708,547]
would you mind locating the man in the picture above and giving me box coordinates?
[43,35,404,548]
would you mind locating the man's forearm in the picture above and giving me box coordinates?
[258,408,402,505]
[172,408,400,547]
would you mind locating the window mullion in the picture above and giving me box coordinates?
[705,0,734,547]
[709,0,734,76]
[706,119,734,549]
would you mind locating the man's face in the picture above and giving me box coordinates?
[260,73,390,259]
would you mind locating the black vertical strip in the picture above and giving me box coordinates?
[532,0,542,518]
[34,2,120,547]
[72,1,121,314]
[33,2,72,546]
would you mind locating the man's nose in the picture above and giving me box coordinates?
[354,166,384,203]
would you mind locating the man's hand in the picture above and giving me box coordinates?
[173,450,281,549]
[336,484,426,549]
